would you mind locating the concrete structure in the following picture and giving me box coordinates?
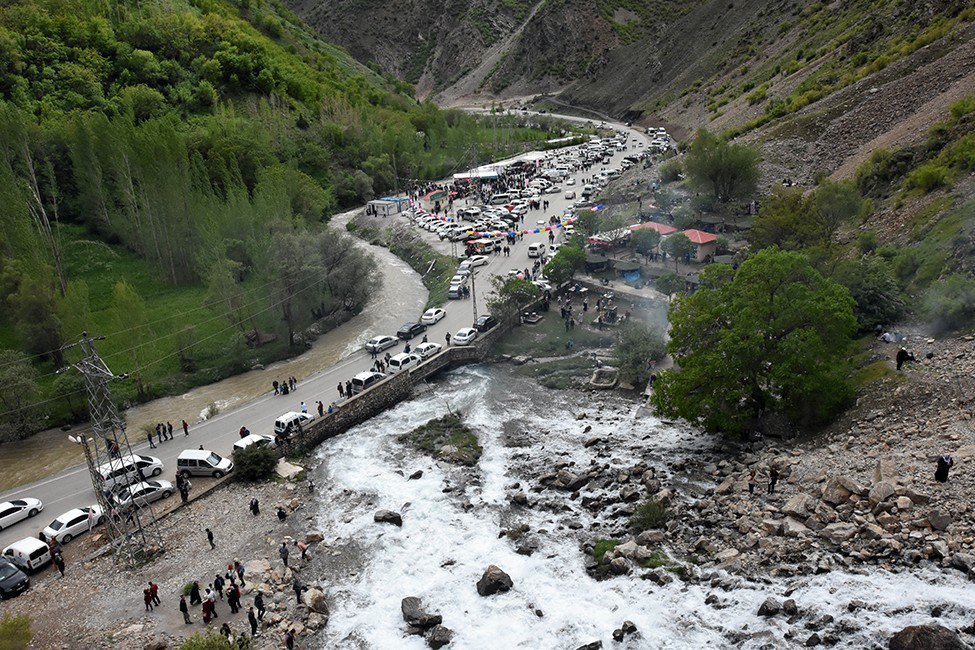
[366,197,410,217]
[680,229,718,263]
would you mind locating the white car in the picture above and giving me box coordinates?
[113,480,174,510]
[566,178,576,186]
[387,352,422,374]
[0,499,43,532]
[533,280,553,292]
[415,342,443,359]
[233,433,276,452]
[452,328,478,346]
[421,308,446,324]
[365,335,399,353]
[40,506,104,544]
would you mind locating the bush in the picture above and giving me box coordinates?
[855,148,914,198]
[0,613,31,650]
[181,630,248,649]
[631,498,669,531]
[856,231,879,254]
[232,445,279,481]
[659,159,682,183]
[593,539,620,562]
[923,274,975,334]
[832,257,906,332]
[615,321,666,385]
[904,162,950,193]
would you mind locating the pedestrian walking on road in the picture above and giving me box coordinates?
[149,581,160,605]
[54,553,65,577]
[254,592,266,620]
[206,527,216,550]
[202,598,213,624]
[227,583,241,613]
[272,380,279,395]
[180,595,192,624]
[294,540,309,561]
[183,419,189,436]
[445,332,451,345]
[144,588,154,611]
[148,430,156,448]
[167,421,174,439]
[248,606,258,636]
[249,497,260,516]
[337,382,344,398]
[300,401,307,414]
[279,542,290,568]
[190,581,202,605]
[768,467,779,495]
[214,574,225,600]
[317,401,324,416]
[345,380,352,397]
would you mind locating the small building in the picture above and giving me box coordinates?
[680,229,718,263]
[365,197,410,218]
[629,221,677,237]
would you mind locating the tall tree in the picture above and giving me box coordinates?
[268,230,323,347]
[684,129,760,203]
[652,248,857,435]
[111,280,149,397]
[661,233,693,271]
[0,350,41,442]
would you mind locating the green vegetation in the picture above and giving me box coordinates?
[593,538,620,562]
[749,181,865,251]
[400,414,482,466]
[658,159,682,183]
[660,233,693,271]
[181,629,250,649]
[542,242,586,286]
[655,272,685,298]
[630,229,661,257]
[488,276,540,319]
[0,612,31,650]
[652,248,857,436]
[923,274,975,334]
[831,256,905,332]
[232,444,279,481]
[684,130,760,203]
[515,356,594,390]
[614,321,666,386]
[631,497,669,531]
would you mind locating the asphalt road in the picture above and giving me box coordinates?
[0,116,650,551]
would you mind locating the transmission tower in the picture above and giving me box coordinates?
[62,332,164,566]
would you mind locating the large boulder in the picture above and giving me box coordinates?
[374,510,403,527]
[426,624,454,649]
[476,565,513,596]
[781,517,810,538]
[305,531,325,543]
[757,597,781,617]
[927,510,953,532]
[888,624,967,650]
[143,640,168,650]
[822,522,857,544]
[303,588,330,615]
[873,459,898,484]
[782,493,817,519]
[402,597,442,629]
[868,481,896,505]
[555,470,590,492]
[821,478,852,505]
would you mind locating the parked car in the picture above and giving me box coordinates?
[274,411,312,435]
[112,480,174,509]
[533,280,553,292]
[40,506,104,544]
[415,342,443,359]
[177,450,234,478]
[350,371,385,394]
[365,335,398,353]
[474,315,498,332]
[466,255,488,268]
[397,322,427,340]
[233,433,276,452]
[452,327,478,346]
[564,190,576,199]
[1,538,50,574]
[421,308,446,324]
[0,558,29,599]
[0,499,43,532]
[387,352,421,374]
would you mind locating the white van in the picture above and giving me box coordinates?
[274,412,312,436]
[176,449,234,478]
[96,454,164,490]
[2,538,51,573]
[528,243,545,258]
[489,193,512,205]
[387,353,421,375]
[351,371,384,394]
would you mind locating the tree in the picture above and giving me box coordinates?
[56,280,91,343]
[655,272,685,298]
[51,371,88,422]
[748,185,815,251]
[0,350,41,442]
[543,243,585,286]
[6,271,64,368]
[651,248,857,436]
[684,129,760,202]
[205,257,254,337]
[575,211,601,237]
[661,233,693,271]
[267,230,323,347]
[615,321,666,385]
[832,256,905,332]
[808,180,864,247]
[923,274,975,334]
[488,276,540,319]
[232,445,279,482]
[111,280,149,397]
[631,229,661,257]
[0,612,32,650]
[317,228,379,316]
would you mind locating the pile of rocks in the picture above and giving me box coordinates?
[401,596,454,648]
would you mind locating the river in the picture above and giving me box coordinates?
[0,208,428,491]
[309,365,975,648]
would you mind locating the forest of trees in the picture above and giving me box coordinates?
[0,0,564,440]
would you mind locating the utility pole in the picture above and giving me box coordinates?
[471,271,478,325]
[61,332,164,566]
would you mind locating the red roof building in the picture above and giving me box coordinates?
[629,221,677,236]
[679,229,719,263]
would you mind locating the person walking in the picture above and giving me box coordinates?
[144,587,154,612]
[337,383,344,399]
[167,421,174,440]
[206,527,216,550]
[249,497,260,516]
[445,332,451,345]
[247,606,259,636]
[935,454,954,483]
[279,541,290,568]
[748,469,757,495]
[202,597,213,624]
[294,540,309,561]
[292,577,306,605]
[180,483,190,504]
[254,591,266,621]
[317,401,324,417]
[182,419,189,436]
[227,583,241,614]
[180,595,192,624]
[300,401,307,414]
[148,430,156,449]
[149,581,160,606]
[206,587,219,619]
[190,581,202,605]
[213,574,225,600]
[284,628,296,650]
[234,559,245,586]
[345,380,352,397]
[768,467,779,495]
[277,506,288,522]
[53,553,65,577]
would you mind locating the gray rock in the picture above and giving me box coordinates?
[305,531,324,543]
[806,633,821,647]
[576,643,602,650]
[782,493,817,519]
[143,640,168,650]
[782,517,810,538]
[374,510,403,527]
[409,470,424,480]
[476,565,513,596]
[821,478,851,505]
[868,481,895,505]
[888,624,967,650]
[822,522,857,543]
[426,625,454,649]
[783,599,798,616]
[610,557,630,575]
[758,596,781,617]
[949,552,975,574]
[927,510,952,531]
[621,620,637,635]
[303,588,329,615]
[402,596,442,629]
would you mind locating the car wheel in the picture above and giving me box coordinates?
[61,533,73,544]
[28,509,37,517]
[97,516,105,525]
[151,467,162,477]
[162,490,173,499]
[213,471,224,479]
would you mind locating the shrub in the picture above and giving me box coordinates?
[615,322,667,385]
[659,159,682,183]
[904,162,950,193]
[593,539,620,562]
[180,630,246,649]
[950,96,975,120]
[631,498,669,532]
[855,148,913,198]
[922,274,975,334]
[832,257,906,332]
[856,231,879,254]
[232,445,279,481]
[0,613,31,650]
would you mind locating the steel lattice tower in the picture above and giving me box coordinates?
[62,332,164,566]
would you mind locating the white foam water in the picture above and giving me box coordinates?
[311,367,975,649]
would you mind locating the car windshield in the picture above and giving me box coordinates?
[50,519,65,531]
[207,453,222,465]
[0,563,19,580]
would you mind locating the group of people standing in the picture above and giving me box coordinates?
[148,420,189,449]
[272,376,299,395]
